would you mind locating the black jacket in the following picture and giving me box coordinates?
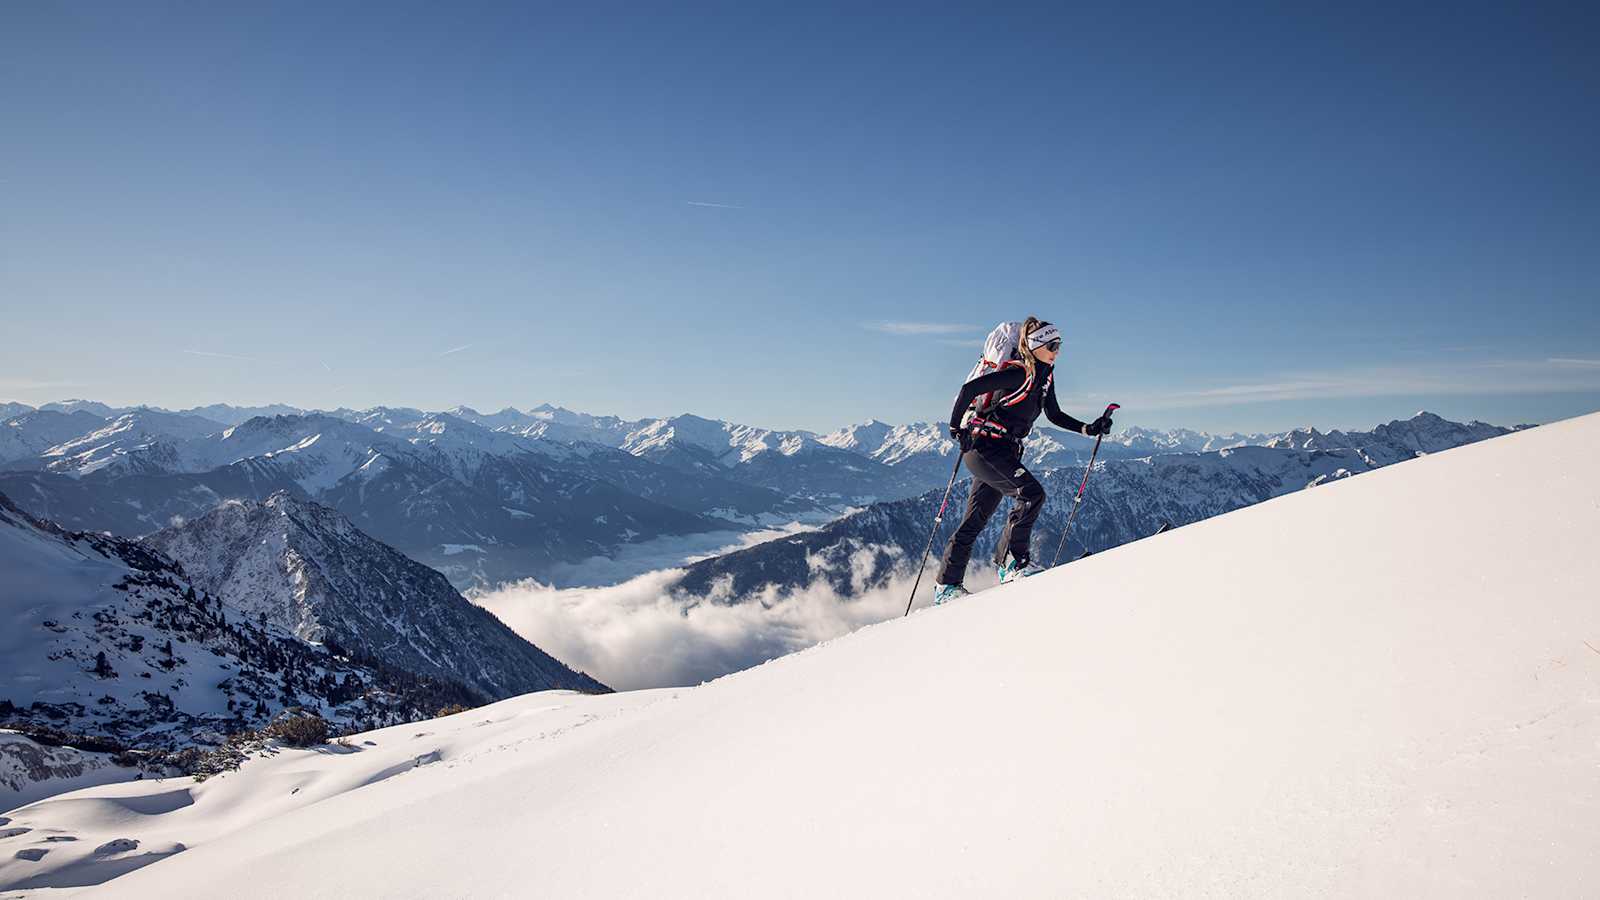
[950,361,1088,443]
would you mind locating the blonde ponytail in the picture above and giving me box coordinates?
[1017,316,1042,383]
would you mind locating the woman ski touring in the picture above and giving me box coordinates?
[932,317,1114,604]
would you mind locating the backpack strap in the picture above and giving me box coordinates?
[968,359,1035,417]
[996,361,1035,408]
[967,415,1010,439]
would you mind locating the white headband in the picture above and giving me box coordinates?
[1026,323,1061,349]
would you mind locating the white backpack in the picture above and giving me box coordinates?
[958,321,1048,425]
[964,321,1023,386]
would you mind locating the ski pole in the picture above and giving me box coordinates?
[903,449,967,617]
[1050,403,1120,567]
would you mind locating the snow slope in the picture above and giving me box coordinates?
[0,412,108,467]
[0,733,141,814]
[0,492,497,763]
[4,413,1598,897]
[39,411,226,477]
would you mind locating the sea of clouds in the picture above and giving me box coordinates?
[538,521,817,588]
[471,534,999,691]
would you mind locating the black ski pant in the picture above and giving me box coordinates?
[936,440,1046,586]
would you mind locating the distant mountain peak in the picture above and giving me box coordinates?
[819,419,899,454]
[261,489,303,510]
[145,497,607,698]
[39,399,119,418]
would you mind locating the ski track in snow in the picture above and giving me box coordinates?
[2,412,1598,897]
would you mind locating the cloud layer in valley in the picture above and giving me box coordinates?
[540,521,824,588]
[472,549,1000,691]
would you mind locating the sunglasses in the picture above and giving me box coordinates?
[1038,340,1061,353]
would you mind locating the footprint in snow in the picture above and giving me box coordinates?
[94,838,139,856]
[0,817,8,826]
[42,836,77,843]
[0,828,30,840]
[14,848,47,862]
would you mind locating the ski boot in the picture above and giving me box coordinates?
[998,557,1046,584]
[932,583,971,605]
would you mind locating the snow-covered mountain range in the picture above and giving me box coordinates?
[1,400,1285,497]
[0,400,1523,591]
[1264,412,1513,459]
[1,409,818,589]
[2,411,1591,896]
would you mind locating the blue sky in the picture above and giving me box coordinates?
[3,2,1597,433]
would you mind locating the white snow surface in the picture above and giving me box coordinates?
[0,733,142,814]
[0,509,232,728]
[4,413,1598,897]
